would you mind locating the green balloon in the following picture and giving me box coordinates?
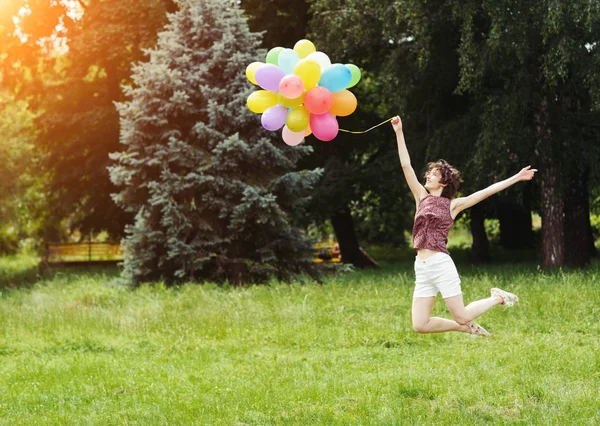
[346,64,362,88]
[266,47,284,65]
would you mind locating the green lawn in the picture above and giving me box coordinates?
[0,255,599,424]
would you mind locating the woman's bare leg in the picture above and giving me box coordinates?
[444,293,501,325]
[412,296,470,333]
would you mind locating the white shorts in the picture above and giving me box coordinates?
[413,252,462,299]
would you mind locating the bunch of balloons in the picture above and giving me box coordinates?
[246,39,361,146]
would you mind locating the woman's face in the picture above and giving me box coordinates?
[425,168,446,190]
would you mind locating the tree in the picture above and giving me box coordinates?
[454,0,600,267]
[0,1,70,247]
[35,0,175,239]
[308,0,484,259]
[241,0,310,49]
[0,92,36,252]
[0,0,67,93]
[110,0,322,284]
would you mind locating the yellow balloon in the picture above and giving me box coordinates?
[278,92,304,109]
[247,90,278,113]
[245,62,262,85]
[329,90,357,117]
[293,39,316,59]
[286,106,310,132]
[294,59,321,90]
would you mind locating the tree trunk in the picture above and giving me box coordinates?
[535,94,565,268]
[497,197,533,249]
[331,205,378,268]
[564,166,593,267]
[539,161,565,268]
[470,203,490,263]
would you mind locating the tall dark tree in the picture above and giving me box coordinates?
[454,0,600,267]
[241,0,310,49]
[309,0,487,260]
[110,0,322,284]
[497,195,534,250]
[469,203,491,263]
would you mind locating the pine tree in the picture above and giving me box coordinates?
[110,0,322,284]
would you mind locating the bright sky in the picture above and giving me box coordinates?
[4,0,83,53]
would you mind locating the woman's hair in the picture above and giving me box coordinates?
[424,159,463,199]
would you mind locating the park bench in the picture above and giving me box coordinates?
[313,242,341,263]
[43,242,124,267]
[42,241,341,268]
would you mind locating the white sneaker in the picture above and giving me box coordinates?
[491,288,519,307]
[467,320,491,337]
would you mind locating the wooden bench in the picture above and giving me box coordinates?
[313,242,341,263]
[43,242,124,266]
[42,241,341,268]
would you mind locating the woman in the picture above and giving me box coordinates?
[391,115,536,337]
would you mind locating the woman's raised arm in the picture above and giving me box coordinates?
[450,166,537,219]
[392,116,427,206]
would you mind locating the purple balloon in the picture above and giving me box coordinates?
[261,105,288,131]
[254,64,285,93]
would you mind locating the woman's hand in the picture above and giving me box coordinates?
[391,115,403,134]
[517,165,537,181]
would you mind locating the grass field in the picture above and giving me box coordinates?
[0,253,599,425]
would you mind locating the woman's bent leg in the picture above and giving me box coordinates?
[412,297,469,334]
[444,293,501,325]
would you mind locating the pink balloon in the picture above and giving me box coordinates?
[282,125,305,146]
[310,113,339,142]
[279,75,305,99]
[304,86,333,115]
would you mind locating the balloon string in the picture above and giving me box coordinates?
[338,117,394,134]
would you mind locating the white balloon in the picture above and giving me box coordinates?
[305,51,331,73]
[282,125,305,146]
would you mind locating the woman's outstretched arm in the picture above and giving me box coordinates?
[392,116,427,206]
[451,166,537,218]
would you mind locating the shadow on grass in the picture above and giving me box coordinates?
[0,268,41,290]
[0,255,122,291]
[366,244,542,265]
[0,256,42,290]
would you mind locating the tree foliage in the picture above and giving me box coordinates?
[241,0,310,49]
[0,92,37,252]
[308,0,476,246]
[110,0,322,284]
[453,0,600,265]
[30,0,174,239]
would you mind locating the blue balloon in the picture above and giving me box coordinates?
[318,64,352,92]
[278,49,300,75]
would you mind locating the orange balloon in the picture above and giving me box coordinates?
[329,90,357,117]
[305,123,312,136]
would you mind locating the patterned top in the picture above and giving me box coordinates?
[412,195,454,254]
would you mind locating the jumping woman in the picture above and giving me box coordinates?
[391,115,536,337]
